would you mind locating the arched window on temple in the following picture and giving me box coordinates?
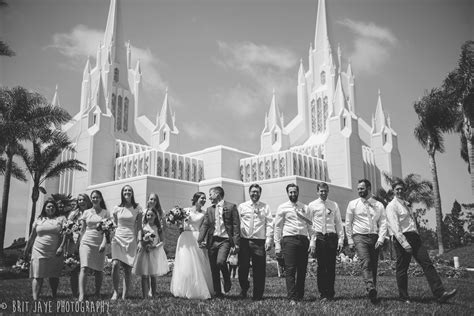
[320,71,326,85]
[111,93,116,130]
[317,98,323,132]
[323,96,328,131]
[273,131,278,144]
[311,99,317,134]
[114,68,119,83]
[123,97,129,132]
[117,95,123,131]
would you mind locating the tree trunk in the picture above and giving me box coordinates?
[467,129,474,196]
[0,152,13,260]
[429,152,445,255]
[28,186,39,236]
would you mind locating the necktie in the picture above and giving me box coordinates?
[365,200,373,233]
[322,201,327,234]
[249,204,256,237]
[215,205,221,236]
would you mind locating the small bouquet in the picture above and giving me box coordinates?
[63,253,80,273]
[61,219,82,236]
[165,206,187,226]
[142,231,156,251]
[12,256,29,274]
[96,218,116,243]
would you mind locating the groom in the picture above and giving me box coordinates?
[198,186,241,297]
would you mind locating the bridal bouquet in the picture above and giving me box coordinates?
[61,219,82,236]
[63,253,80,273]
[96,218,116,243]
[165,206,187,226]
[12,256,29,274]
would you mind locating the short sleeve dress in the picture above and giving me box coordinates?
[111,205,142,266]
[79,208,110,271]
[30,217,64,278]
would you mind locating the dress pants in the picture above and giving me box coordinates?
[209,236,231,295]
[353,234,379,292]
[238,238,266,299]
[315,232,338,299]
[393,232,445,299]
[282,235,309,301]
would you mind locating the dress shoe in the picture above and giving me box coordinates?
[368,288,377,303]
[438,289,457,303]
[290,300,297,306]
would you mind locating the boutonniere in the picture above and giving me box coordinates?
[326,208,333,215]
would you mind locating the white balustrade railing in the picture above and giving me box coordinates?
[116,139,153,158]
[115,149,204,182]
[239,150,328,183]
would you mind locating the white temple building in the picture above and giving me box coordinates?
[29,0,402,223]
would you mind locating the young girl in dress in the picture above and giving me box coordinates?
[133,207,168,298]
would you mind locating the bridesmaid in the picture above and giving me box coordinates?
[24,199,66,300]
[111,185,142,300]
[67,193,92,297]
[77,190,110,301]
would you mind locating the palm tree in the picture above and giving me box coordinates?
[18,129,86,235]
[0,86,71,257]
[413,88,458,254]
[443,41,474,194]
[382,173,434,209]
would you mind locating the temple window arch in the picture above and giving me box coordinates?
[117,95,123,131]
[123,97,129,132]
[320,71,326,85]
[317,97,323,132]
[114,68,119,83]
[311,99,316,133]
[323,96,328,131]
[273,131,278,143]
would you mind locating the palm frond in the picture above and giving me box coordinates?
[43,159,86,180]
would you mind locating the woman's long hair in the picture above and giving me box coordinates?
[38,198,60,219]
[148,193,163,219]
[119,185,138,208]
[90,190,107,210]
[191,192,206,206]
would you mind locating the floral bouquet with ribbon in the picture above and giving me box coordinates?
[165,206,187,226]
[142,231,156,251]
[12,256,29,274]
[63,253,80,273]
[96,218,116,243]
[61,219,82,236]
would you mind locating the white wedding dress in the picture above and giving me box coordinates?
[170,208,214,299]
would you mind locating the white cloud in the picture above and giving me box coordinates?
[338,19,397,74]
[48,24,167,96]
[215,41,298,116]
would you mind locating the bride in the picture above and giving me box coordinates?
[170,192,214,299]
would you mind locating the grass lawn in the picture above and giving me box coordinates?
[1,273,473,315]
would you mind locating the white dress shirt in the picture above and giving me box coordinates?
[238,200,273,243]
[386,197,418,250]
[213,200,228,238]
[345,196,387,245]
[308,198,344,246]
[274,201,312,252]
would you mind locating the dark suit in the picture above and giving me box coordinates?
[198,201,240,295]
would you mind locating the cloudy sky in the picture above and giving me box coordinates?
[1,0,473,246]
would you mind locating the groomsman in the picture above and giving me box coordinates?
[237,184,273,300]
[198,186,240,297]
[308,182,344,301]
[345,179,387,303]
[274,183,313,304]
[386,180,457,303]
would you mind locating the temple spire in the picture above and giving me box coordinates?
[374,89,386,132]
[103,0,126,58]
[51,85,60,107]
[314,0,329,52]
[156,88,176,131]
[267,89,283,129]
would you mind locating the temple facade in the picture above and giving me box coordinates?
[28,0,402,225]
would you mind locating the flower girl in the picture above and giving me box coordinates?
[133,207,168,298]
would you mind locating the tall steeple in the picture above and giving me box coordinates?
[314,0,329,53]
[103,0,126,64]
[51,85,60,107]
[374,89,386,133]
[266,89,283,130]
[155,88,176,131]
